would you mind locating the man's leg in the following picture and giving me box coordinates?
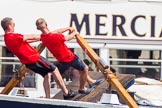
[52,68,68,95]
[71,69,80,81]
[43,73,51,98]
[52,68,76,99]
[78,68,95,94]
[85,66,104,88]
[79,70,88,90]
[82,66,100,85]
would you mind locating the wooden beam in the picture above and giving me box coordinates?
[0,43,45,94]
[75,35,138,108]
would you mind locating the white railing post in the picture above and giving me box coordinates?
[160,50,162,80]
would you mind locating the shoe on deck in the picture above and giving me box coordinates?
[89,78,104,88]
[63,90,76,100]
[78,88,94,94]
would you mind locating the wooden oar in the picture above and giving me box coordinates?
[75,35,138,108]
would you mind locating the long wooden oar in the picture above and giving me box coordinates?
[1,43,45,94]
[75,35,138,108]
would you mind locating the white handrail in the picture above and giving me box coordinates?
[0,57,19,60]
[111,65,160,68]
[110,58,162,62]
[0,62,20,65]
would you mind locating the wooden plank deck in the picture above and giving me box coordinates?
[53,71,135,103]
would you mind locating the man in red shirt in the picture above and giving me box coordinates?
[1,17,76,99]
[36,18,103,94]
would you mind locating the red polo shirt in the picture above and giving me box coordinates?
[4,33,40,64]
[41,33,75,62]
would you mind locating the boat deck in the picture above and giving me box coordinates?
[53,71,135,103]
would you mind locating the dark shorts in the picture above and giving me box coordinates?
[56,55,86,74]
[25,56,56,77]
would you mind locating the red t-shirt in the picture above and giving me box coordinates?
[41,33,75,62]
[4,33,40,64]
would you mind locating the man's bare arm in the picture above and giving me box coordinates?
[51,27,75,34]
[23,34,40,43]
[64,31,79,41]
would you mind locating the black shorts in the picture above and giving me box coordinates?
[25,56,56,77]
[57,55,86,74]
